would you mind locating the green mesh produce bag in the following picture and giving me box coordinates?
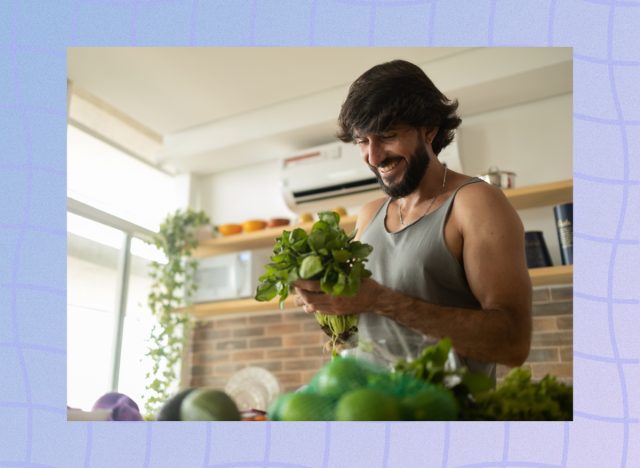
[269,356,445,421]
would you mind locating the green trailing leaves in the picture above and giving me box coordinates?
[255,211,373,353]
[145,208,210,417]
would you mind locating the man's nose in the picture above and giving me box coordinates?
[367,140,386,167]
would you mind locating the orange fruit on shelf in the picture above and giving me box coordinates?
[266,218,290,228]
[242,220,267,232]
[218,224,242,236]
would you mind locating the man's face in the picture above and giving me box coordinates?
[355,126,430,198]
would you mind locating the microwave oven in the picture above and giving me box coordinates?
[193,248,273,303]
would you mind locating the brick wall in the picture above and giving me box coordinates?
[497,284,573,384]
[188,310,332,392]
[188,284,572,391]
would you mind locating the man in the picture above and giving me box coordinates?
[294,60,532,380]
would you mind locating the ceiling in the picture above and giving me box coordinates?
[67,47,572,175]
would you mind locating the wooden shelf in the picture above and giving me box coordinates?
[504,179,572,210]
[529,264,572,286]
[195,179,572,257]
[186,297,297,319]
[186,265,573,317]
[195,216,357,257]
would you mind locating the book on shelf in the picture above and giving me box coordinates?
[553,203,573,265]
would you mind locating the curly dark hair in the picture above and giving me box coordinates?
[337,59,461,155]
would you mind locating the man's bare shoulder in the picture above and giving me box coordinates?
[355,196,387,239]
[453,179,523,231]
[454,179,512,211]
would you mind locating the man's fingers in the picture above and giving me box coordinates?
[293,279,323,292]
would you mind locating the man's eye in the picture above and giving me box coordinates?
[381,133,396,140]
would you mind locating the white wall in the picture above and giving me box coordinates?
[200,92,572,266]
[200,160,295,225]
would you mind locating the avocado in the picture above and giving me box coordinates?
[180,388,241,421]
[156,388,196,421]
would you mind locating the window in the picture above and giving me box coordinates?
[67,124,178,412]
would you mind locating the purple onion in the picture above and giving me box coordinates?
[92,392,143,421]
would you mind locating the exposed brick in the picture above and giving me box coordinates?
[559,346,573,362]
[249,336,282,348]
[215,339,248,351]
[556,316,573,330]
[303,346,327,358]
[231,349,265,361]
[202,376,229,388]
[550,286,573,302]
[532,316,559,332]
[248,313,282,325]
[215,316,248,328]
[265,323,302,335]
[285,310,312,321]
[192,352,230,365]
[193,322,208,332]
[529,362,573,380]
[192,341,211,353]
[205,328,233,340]
[248,361,282,372]
[526,347,559,363]
[203,352,231,362]
[232,326,265,338]
[532,331,572,347]
[274,372,304,387]
[284,358,323,371]
[190,377,205,387]
[532,301,572,316]
[213,362,242,375]
[283,333,324,347]
[266,348,301,359]
[190,365,210,376]
[303,321,323,332]
[532,287,551,303]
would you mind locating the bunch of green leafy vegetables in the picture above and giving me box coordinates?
[461,366,573,420]
[391,338,494,412]
[255,211,373,351]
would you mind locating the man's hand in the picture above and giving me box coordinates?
[293,278,380,315]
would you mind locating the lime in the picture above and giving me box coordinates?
[180,388,241,421]
[278,392,335,421]
[335,388,401,421]
[311,357,369,399]
[157,388,195,421]
[401,385,458,421]
[267,393,294,421]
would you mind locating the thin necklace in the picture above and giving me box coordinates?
[399,167,448,226]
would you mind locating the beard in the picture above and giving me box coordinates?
[371,141,430,199]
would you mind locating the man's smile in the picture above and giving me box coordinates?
[377,157,404,175]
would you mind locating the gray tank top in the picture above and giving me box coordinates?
[348,177,496,381]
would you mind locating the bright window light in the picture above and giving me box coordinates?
[67,124,178,231]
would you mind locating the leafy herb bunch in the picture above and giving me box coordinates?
[392,338,494,409]
[255,211,373,351]
[462,367,573,420]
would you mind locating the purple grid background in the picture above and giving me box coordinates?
[0,0,638,466]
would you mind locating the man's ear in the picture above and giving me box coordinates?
[425,127,439,145]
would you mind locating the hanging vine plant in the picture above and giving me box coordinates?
[144,208,210,416]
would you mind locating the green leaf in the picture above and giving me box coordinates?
[255,282,278,302]
[299,255,324,279]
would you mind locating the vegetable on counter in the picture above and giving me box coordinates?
[266,338,573,421]
[254,211,373,354]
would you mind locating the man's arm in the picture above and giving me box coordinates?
[295,184,532,367]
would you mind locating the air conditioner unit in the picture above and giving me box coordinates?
[281,141,380,212]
